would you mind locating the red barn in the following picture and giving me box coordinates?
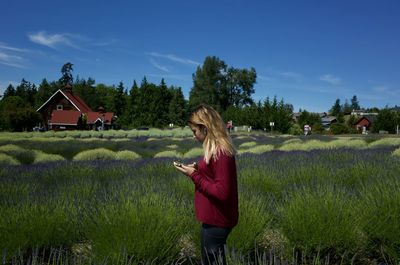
[355,115,376,133]
[36,85,115,131]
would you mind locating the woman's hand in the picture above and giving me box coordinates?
[174,163,197,176]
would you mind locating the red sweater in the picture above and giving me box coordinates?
[189,152,239,228]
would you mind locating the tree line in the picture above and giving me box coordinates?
[0,56,399,133]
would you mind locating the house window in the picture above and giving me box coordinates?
[57,105,63,110]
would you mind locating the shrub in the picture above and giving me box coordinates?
[369,137,400,148]
[278,188,363,258]
[0,153,20,165]
[238,144,274,155]
[73,148,116,161]
[154,150,182,158]
[182,148,203,159]
[358,178,400,262]
[238,141,257,148]
[33,151,65,164]
[329,123,349,135]
[393,147,400,157]
[116,150,141,160]
[0,144,35,164]
[0,144,25,153]
[289,124,302,135]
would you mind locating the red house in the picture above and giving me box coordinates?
[354,115,376,133]
[36,85,115,131]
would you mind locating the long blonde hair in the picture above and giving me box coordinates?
[189,104,236,164]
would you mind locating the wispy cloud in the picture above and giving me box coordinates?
[148,52,200,66]
[150,58,170,72]
[0,43,28,68]
[0,43,28,53]
[28,31,86,50]
[320,74,341,85]
[372,86,388,93]
[280,71,302,79]
[257,74,273,82]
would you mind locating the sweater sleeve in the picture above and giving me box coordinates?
[189,154,235,202]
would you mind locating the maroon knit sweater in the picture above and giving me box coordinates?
[189,152,239,228]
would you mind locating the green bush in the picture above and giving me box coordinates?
[33,151,65,164]
[153,150,182,158]
[238,144,274,155]
[358,178,400,262]
[329,123,349,135]
[0,144,35,164]
[182,147,203,159]
[289,124,302,135]
[115,150,141,160]
[73,148,116,161]
[85,194,194,263]
[393,147,400,157]
[238,141,257,148]
[0,153,20,165]
[278,188,363,258]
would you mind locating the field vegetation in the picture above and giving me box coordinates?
[1,129,400,264]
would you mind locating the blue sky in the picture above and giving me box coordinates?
[1,0,399,112]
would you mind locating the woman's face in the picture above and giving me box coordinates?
[190,125,206,143]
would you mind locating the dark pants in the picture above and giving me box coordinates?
[201,224,232,265]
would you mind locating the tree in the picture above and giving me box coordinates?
[2,84,16,98]
[189,56,227,112]
[59,62,74,86]
[343,99,352,114]
[127,80,139,127]
[224,67,256,109]
[298,110,322,129]
[374,108,397,133]
[14,79,37,107]
[35,79,57,109]
[189,56,256,112]
[330,99,341,116]
[114,81,127,117]
[0,96,40,131]
[168,87,186,126]
[351,95,360,110]
[330,98,344,123]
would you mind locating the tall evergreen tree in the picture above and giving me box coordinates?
[330,98,342,117]
[59,62,74,86]
[127,80,139,126]
[2,84,16,99]
[351,95,360,110]
[35,79,57,109]
[168,87,186,126]
[15,79,37,107]
[114,81,127,117]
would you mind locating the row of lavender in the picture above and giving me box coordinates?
[1,139,400,264]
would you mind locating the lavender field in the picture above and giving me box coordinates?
[1,130,400,264]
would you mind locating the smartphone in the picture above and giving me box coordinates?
[173,161,183,167]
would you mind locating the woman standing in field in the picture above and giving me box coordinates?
[174,104,238,265]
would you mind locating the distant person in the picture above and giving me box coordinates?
[174,104,238,265]
[304,124,311,136]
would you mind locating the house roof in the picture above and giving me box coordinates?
[321,116,337,123]
[356,115,377,124]
[49,110,81,125]
[86,112,114,125]
[37,89,92,113]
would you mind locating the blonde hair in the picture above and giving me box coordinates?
[189,104,236,164]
